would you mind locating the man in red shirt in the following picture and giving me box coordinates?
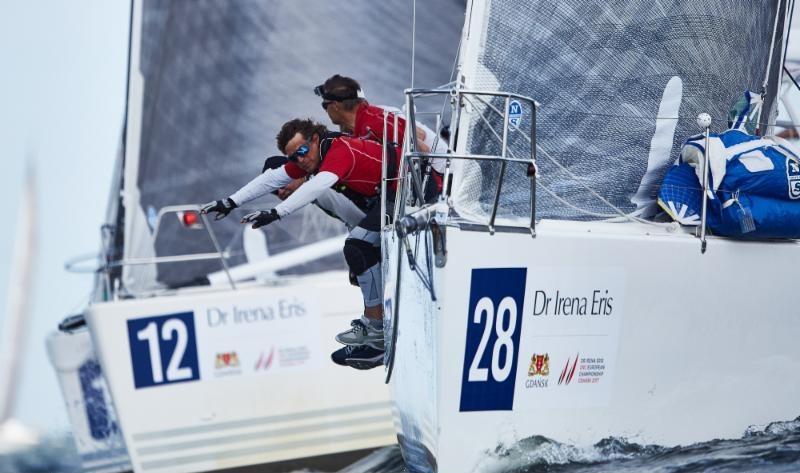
[315,75,448,196]
[201,118,388,370]
[315,75,432,152]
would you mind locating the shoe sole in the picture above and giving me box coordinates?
[345,358,384,370]
[335,334,384,347]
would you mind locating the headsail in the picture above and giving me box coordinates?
[118,0,465,292]
[451,0,790,223]
[0,164,40,453]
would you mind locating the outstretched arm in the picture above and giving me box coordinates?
[274,171,339,217]
[230,166,294,206]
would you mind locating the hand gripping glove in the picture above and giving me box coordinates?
[200,198,237,220]
[241,209,280,229]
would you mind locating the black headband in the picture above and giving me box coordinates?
[314,84,359,102]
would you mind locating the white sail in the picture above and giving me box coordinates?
[0,163,40,453]
[451,0,789,224]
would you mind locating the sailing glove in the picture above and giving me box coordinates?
[201,198,237,220]
[241,209,280,229]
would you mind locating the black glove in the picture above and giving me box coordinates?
[241,209,280,229]
[201,198,237,220]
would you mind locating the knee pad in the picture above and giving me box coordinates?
[343,238,380,276]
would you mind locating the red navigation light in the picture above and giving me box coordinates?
[183,211,199,226]
[179,210,202,229]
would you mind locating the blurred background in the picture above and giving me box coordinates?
[0,0,129,434]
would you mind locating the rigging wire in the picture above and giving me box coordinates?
[781,0,796,75]
[785,66,800,92]
[410,0,417,89]
[763,0,786,93]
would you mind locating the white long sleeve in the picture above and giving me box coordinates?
[419,122,449,174]
[229,167,294,206]
[274,171,339,217]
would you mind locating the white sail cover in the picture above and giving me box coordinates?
[119,0,464,290]
[452,0,789,223]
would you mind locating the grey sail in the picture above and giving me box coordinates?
[120,0,464,290]
[452,0,790,223]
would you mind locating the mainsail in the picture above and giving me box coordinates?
[118,0,464,292]
[451,0,790,223]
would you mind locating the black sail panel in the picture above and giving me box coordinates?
[129,0,464,288]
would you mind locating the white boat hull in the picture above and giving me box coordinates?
[386,219,800,473]
[86,271,394,473]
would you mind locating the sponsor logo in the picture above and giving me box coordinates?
[788,156,800,199]
[460,268,527,412]
[214,351,241,377]
[558,353,606,386]
[205,300,307,328]
[508,100,523,127]
[254,346,311,371]
[559,353,579,385]
[254,348,275,370]
[575,356,606,384]
[532,290,614,317]
[525,353,550,389]
[278,346,311,367]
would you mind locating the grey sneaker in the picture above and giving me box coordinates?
[335,319,384,349]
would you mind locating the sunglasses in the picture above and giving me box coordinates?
[288,140,311,162]
[321,100,334,110]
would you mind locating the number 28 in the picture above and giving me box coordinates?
[468,296,518,383]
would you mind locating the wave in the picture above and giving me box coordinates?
[474,415,800,473]
[6,416,800,473]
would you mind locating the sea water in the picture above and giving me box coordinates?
[3,416,800,473]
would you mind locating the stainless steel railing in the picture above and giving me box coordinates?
[394,87,539,236]
[99,204,236,299]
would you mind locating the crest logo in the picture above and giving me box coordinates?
[528,353,550,377]
[788,157,800,200]
[215,352,240,369]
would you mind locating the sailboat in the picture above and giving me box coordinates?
[384,0,800,472]
[46,1,463,472]
[0,165,41,455]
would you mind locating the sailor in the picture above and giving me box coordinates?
[202,118,391,370]
[202,152,367,229]
[315,74,448,196]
